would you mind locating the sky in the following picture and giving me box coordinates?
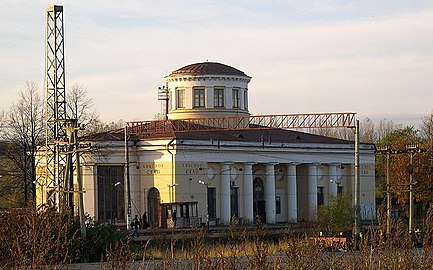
[1,1,433,127]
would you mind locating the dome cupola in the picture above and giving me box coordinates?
[165,62,251,120]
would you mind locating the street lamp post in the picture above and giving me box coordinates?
[199,180,210,231]
[329,179,341,190]
[168,183,178,203]
[112,181,120,226]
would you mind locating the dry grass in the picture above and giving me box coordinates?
[4,206,433,269]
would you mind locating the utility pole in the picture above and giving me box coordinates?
[376,146,393,234]
[430,112,433,176]
[405,145,427,233]
[353,119,360,235]
[125,126,131,229]
[406,145,416,233]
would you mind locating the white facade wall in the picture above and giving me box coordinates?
[166,75,251,119]
[81,138,376,226]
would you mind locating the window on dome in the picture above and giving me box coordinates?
[214,87,225,107]
[176,88,185,108]
[232,88,240,108]
[243,89,248,110]
[193,87,205,108]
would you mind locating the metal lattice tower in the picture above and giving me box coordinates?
[45,5,68,209]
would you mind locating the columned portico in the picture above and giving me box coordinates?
[243,162,255,223]
[328,163,339,197]
[308,163,319,221]
[265,163,277,224]
[220,162,232,224]
[287,163,298,223]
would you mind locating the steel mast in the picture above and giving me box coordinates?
[45,5,68,209]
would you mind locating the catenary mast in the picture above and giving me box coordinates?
[45,5,68,209]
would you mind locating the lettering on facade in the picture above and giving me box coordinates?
[360,164,374,176]
[182,163,203,175]
[142,163,164,175]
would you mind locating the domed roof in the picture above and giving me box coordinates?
[170,62,248,77]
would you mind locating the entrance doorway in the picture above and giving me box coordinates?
[253,177,266,223]
[148,188,160,227]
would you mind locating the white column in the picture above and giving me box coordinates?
[328,163,339,198]
[226,87,233,108]
[129,166,139,220]
[184,86,192,109]
[206,86,213,108]
[220,163,231,224]
[287,163,298,223]
[265,163,277,224]
[308,163,319,221]
[243,163,254,223]
[244,88,248,110]
[240,88,245,110]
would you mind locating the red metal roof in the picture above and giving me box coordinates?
[169,62,248,77]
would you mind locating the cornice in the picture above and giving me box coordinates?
[165,74,251,83]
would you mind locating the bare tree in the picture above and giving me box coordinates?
[0,81,45,207]
[376,119,401,143]
[66,83,100,135]
[360,117,376,143]
[419,112,433,143]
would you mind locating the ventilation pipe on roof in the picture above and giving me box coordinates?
[166,138,176,202]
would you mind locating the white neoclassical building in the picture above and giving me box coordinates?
[75,62,375,228]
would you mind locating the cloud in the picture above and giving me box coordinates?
[1,1,433,126]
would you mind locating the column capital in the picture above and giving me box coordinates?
[307,162,321,166]
[266,162,279,166]
[287,162,301,166]
[326,162,341,166]
[244,162,256,165]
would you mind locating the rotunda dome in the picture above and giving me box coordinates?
[165,62,251,120]
[170,62,248,77]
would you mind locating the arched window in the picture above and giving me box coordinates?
[253,177,266,223]
[148,188,160,227]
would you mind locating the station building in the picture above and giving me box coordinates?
[78,62,375,228]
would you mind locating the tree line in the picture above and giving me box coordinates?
[0,81,125,208]
[1,81,432,217]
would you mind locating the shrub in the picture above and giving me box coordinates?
[318,191,354,235]
[82,218,128,262]
[0,208,82,268]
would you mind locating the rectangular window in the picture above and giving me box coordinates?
[232,88,240,108]
[276,196,281,214]
[214,87,225,107]
[317,187,324,206]
[208,187,216,218]
[230,187,239,217]
[176,88,185,108]
[193,88,205,107]
[97,166,125,223]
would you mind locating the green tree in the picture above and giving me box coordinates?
[376,126,432,206]
[318,192,354,235]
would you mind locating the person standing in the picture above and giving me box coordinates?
[172,210,177,228]
[132,215,140,237]
[142,211,149,229]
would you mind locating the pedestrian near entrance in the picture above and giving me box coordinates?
[142,211,149,229]
[132,215,140,237]
[172,210,177,228]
